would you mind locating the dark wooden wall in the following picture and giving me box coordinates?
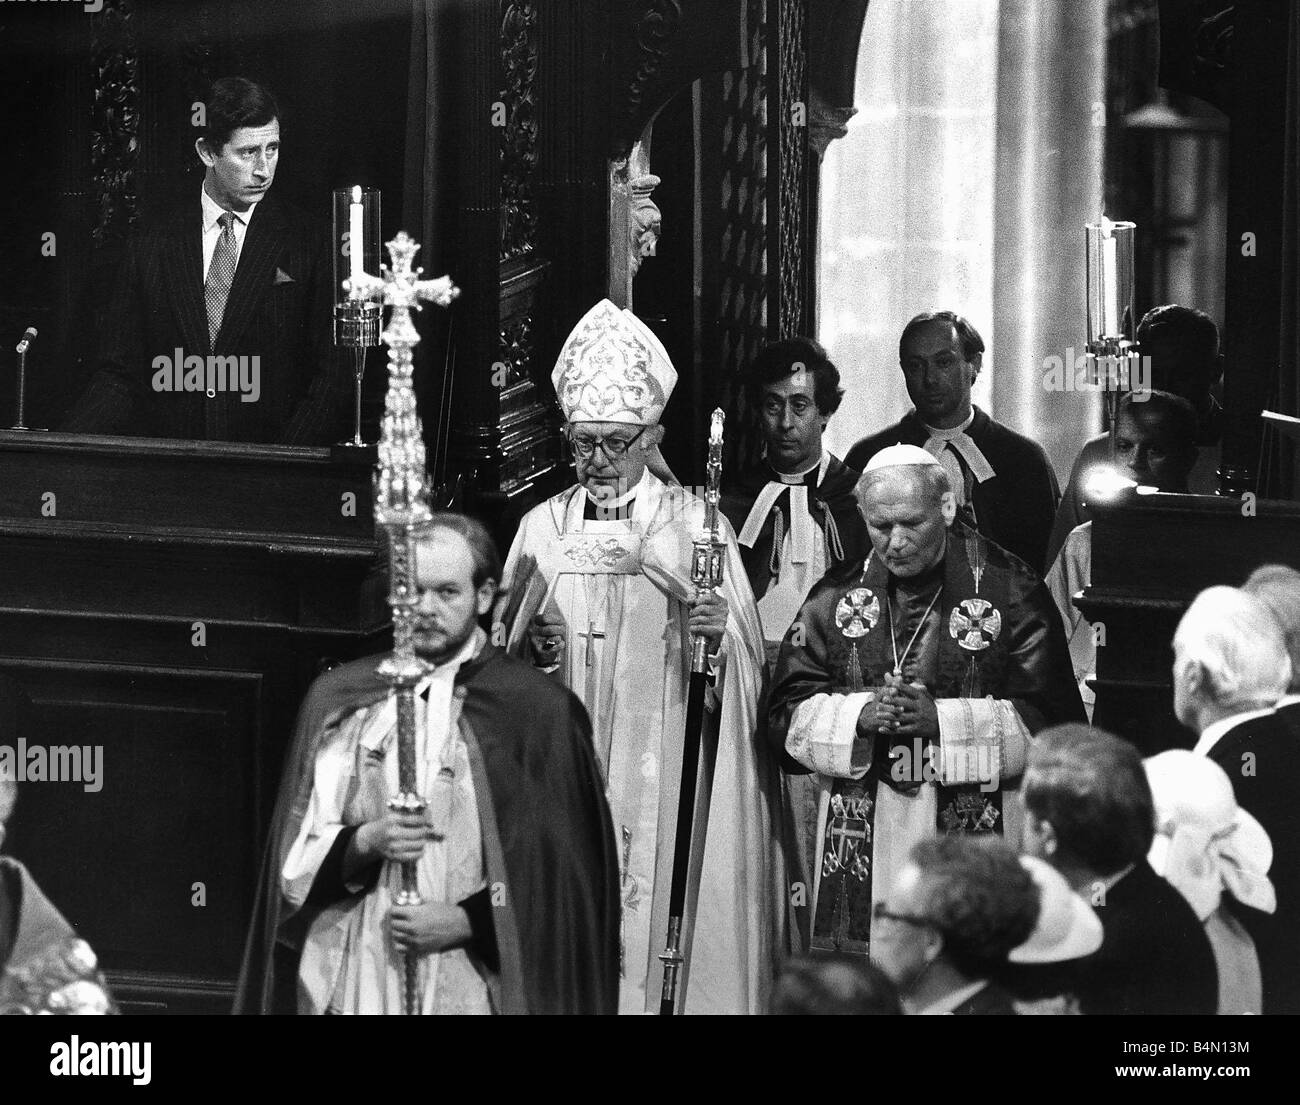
[0,433,387,1012]
[0,0,411,438]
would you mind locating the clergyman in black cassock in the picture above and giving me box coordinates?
[722,454,870,635]
[843,312,1060,575]
[846,405,1059,577]
[768,447,1083,958]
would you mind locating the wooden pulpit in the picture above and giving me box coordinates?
[1083,488,1300,754]
[0,431,389,1013]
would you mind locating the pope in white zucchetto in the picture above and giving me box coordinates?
[495,298,783,1014]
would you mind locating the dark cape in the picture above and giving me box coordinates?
[845,407,1061,575]
[720,454,871,602]
[233,643,621,1015]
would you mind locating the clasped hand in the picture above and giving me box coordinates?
[856,672,939,742]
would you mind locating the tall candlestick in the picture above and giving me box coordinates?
[349,185,364,286]
[1101,219,1118,338]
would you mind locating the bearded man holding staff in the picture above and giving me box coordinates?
[497,299,779,1014]
[768,445,1083,958]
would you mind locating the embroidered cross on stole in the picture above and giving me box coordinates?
[550,528,644,767]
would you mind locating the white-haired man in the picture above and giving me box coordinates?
[496,300,777,1014]
[768,444,1084,959]
[1243,564,1300,736]
[1173,584,1297,1012]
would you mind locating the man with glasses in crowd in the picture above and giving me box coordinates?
[496,300,781,1014]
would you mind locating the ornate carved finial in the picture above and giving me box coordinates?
[627,141,663,275]
[608,139,663,305]
[808,89,857,161]
[353,232,460,681]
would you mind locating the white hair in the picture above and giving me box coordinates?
[1242,564,1300,692]
[1174,586,1292,709]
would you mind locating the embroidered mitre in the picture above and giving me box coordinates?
[552,299,677,425]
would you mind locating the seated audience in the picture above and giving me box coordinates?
[1144,749,1275,1015]
[1173,584,1297,1013]
[997,855,1103,1014]
[1020,723,1217,1014]
[874,835,1038,1015]
[769,953,902,1015]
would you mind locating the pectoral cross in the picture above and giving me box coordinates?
[577,620,606,667]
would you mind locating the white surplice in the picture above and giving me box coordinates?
[498,469,779,1014]
[282,632,491,1015]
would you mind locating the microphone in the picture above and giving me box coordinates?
[15,327,37,355]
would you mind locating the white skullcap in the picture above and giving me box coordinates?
[863,444,944,471]
[1145,749,1275,920]
[552,299,677,426]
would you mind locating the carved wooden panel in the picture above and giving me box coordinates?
[769,0,810,340]
[500,1,540,262]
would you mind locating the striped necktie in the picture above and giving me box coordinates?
[205,211,237,349]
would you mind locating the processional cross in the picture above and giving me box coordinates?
[349,233,459,1016]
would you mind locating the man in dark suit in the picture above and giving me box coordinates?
[873,836,1038,1015]
[844,312,1059,574]
[62,77,349,445]
[1021,724,1218,1015]
[1174,583,1298,1013]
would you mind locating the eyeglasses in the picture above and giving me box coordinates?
[568,426,647,459]
[872,902,932,927]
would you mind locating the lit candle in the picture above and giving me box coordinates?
[349,186,364,286]
[1101,217,1118,338]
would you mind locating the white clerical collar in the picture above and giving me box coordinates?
[1276,692,1300,710]
[913,979,989,1016]
[920,407,995,485]
[737,454,830,561]
[921,408,975,439]
[1193,706,1277,757]
[201,183,259,231]
[767,450,828,486]
[582,466,649,511]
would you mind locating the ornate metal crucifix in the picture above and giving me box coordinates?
[351,232,459,1016]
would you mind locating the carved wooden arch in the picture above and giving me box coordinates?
[605,1,872,308]
[807,0,872,160]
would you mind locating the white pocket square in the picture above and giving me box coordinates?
[273,268,295,285]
